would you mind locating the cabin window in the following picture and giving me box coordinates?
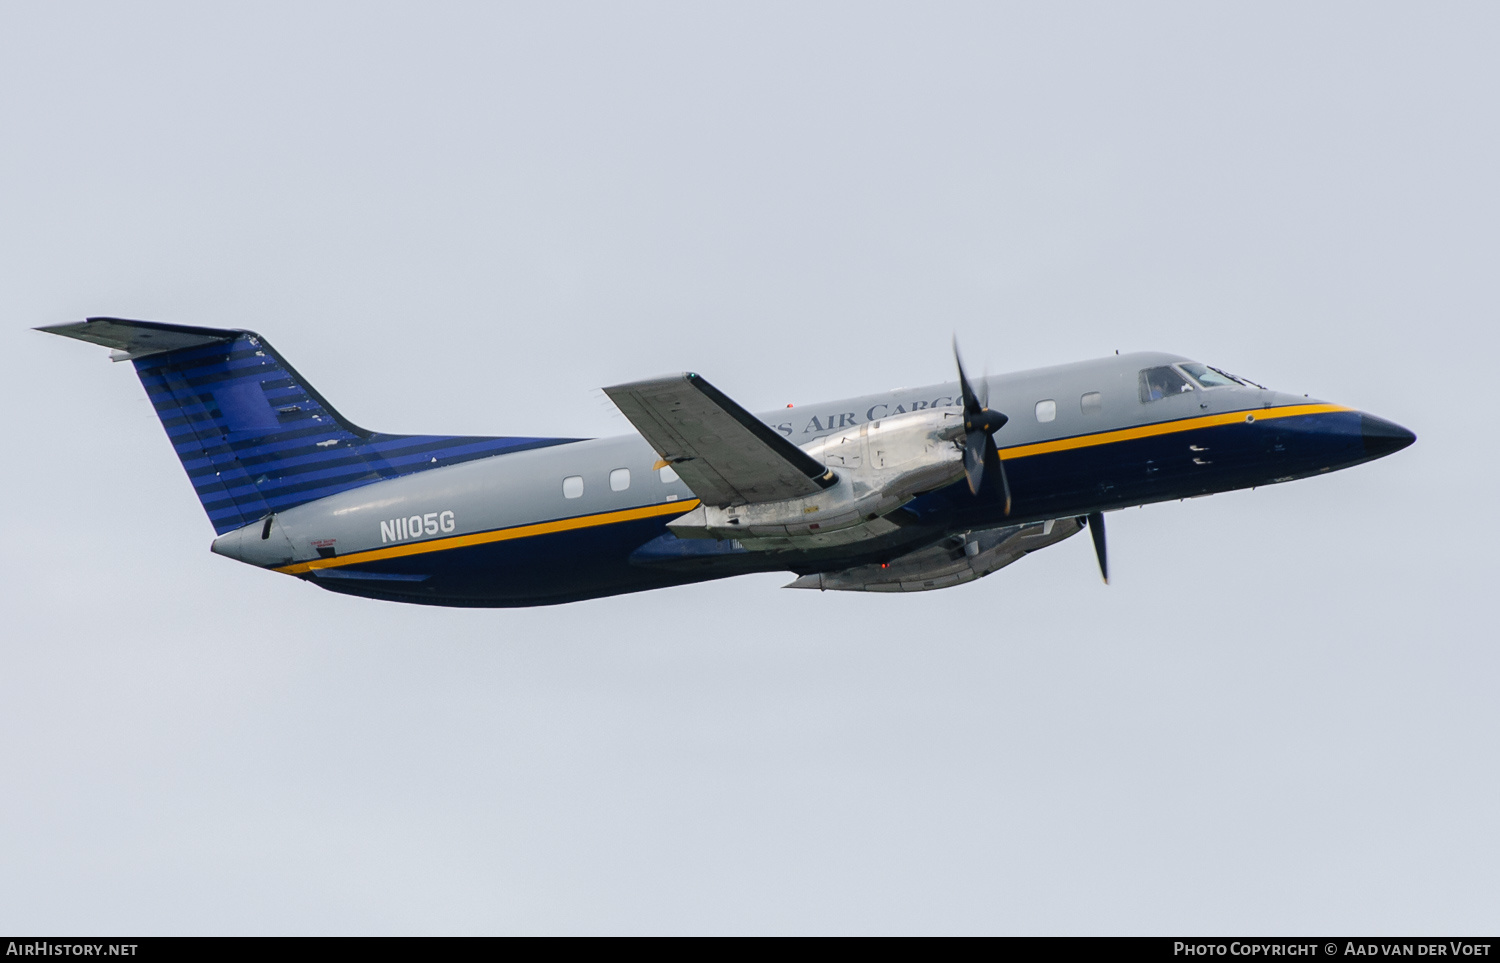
[1139,366,1193,403]
[562,475,584,498]
[1180,363,1242,388]
[610,468,630,492]
[659,465,679,484]
[1081,391,1103,415]
[1035,399,1057,423]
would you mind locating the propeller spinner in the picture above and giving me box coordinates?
[953,340,1013,514]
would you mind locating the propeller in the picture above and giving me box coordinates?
[1083,511,1109,584]
[954,339,1013,514]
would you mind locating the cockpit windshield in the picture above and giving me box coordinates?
[1180,363,1244,388]
[1139,365,1193,402]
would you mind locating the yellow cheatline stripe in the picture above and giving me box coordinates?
[278,403,1348,575]
[998,403,1351,460]
[276,499,702,575]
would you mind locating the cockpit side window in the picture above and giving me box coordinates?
[1181,363,1242,388]
[1139,365,1193,403]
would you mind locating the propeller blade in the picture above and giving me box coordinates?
[996,450,1012,516]
[954,338,983,414]
[963,431,989,495]
[1086,511,1108,584]
[955,337,1012,507]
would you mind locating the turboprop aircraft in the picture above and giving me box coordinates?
[39,317,1415,606]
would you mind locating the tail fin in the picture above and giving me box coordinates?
[40,318,576,534]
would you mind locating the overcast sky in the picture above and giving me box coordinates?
[2,1,1495,935]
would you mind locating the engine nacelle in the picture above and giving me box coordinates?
[667,408,967,549]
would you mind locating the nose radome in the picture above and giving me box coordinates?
[1360,414,1416,460]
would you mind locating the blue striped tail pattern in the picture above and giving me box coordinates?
[42,318,577,534]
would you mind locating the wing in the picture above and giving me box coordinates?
[603,373,836,507]
[784,517,1084,592]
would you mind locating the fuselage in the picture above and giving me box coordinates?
[209,351,1414,606]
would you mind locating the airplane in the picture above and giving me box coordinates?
[39,317,1415,606]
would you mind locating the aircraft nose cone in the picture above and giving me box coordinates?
[1360,414,1416,459]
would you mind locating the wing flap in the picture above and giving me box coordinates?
[604,373,835,506]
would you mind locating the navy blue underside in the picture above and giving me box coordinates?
[307,410,1376,607]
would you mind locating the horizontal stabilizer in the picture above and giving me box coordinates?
[604,372,836,507]
[36,317,237,361]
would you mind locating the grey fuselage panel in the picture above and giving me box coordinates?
[208,351,1389,606]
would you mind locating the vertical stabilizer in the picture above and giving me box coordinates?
[40,318,577,534]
